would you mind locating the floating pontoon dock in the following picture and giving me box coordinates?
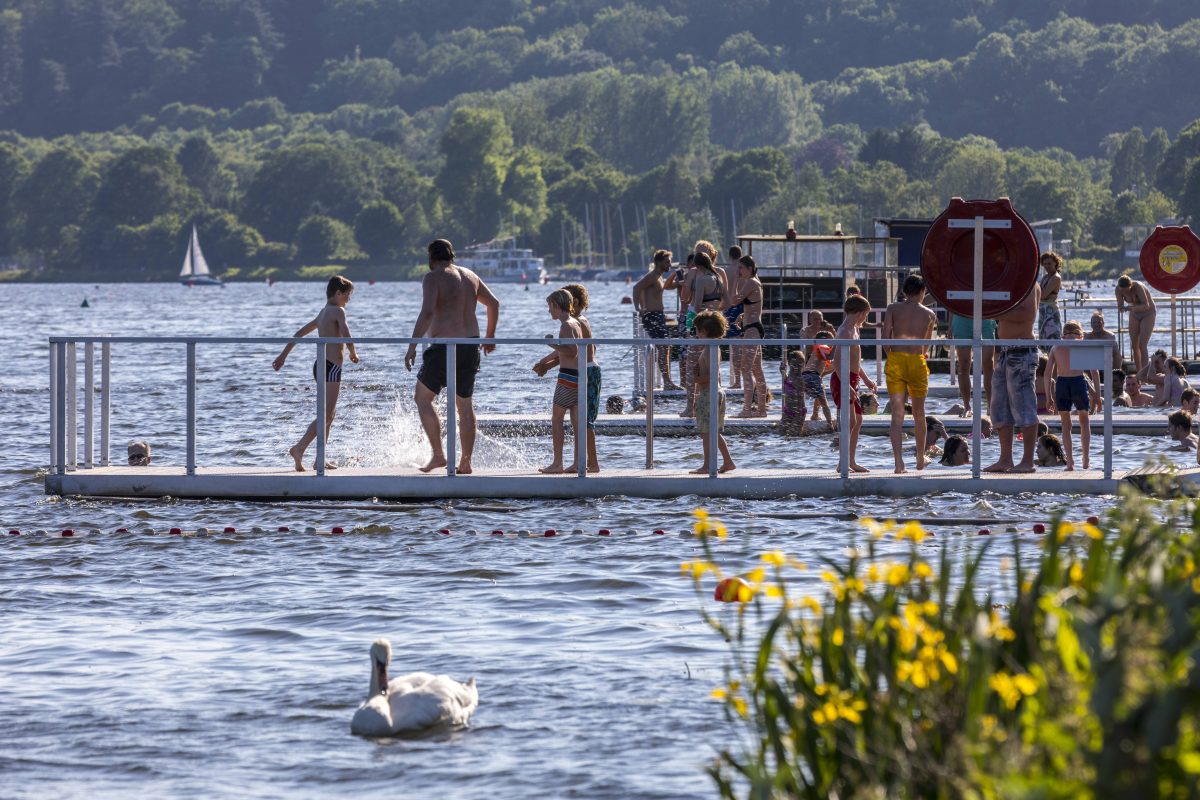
[46,334,1130,501]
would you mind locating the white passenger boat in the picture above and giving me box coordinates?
[455,239,547,283]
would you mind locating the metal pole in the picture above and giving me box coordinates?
[708,344,719,478]
[1103,341,1113,480]
[645,344,655,470]
[186,341,196,476]
[446,344,457,477]
[1171,295,1177,356]
[874,311,883,389]
[315,341,326,477]
[631,311,644,397]
[576,345,588,478]
[101,342,111,467]
[838,337,850,480]
[56,342,67,475]
[67,342,76,469]
[84,342,94,469]
[1117,307,1125,364]
[49,342,58,473]
[971,217,984,479]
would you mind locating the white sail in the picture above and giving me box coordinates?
[189,226,211,277]
[179,228,193,278]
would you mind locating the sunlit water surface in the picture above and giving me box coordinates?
[0,280,1179,798]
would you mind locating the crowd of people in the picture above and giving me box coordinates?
[266,237,1194,478]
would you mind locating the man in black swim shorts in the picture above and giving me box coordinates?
[632,249,681,390]
[405,239,501,475]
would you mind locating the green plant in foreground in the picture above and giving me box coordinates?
[684,494,1200,799]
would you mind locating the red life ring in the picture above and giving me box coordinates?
[1139,226,1200,295]
[920,197,1040,320]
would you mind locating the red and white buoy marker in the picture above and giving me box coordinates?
[653,529,665,535]
[1086,515,1100,526]
[224,527,237,533]
[598,528,610,536]
[1033,523,1046,534]
[544,528,557,537]
[169,527,182,535]
[8,529,20,536]
[331,526,344,535]
[439,528,451,535]
[491,529,504,535]
[278,526,290,533]
[61,529,74,537]
[977,528,991,536]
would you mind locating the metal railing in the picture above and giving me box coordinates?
[47,334,1116,483]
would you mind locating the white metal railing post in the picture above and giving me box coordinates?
[631,311,644,395]
[1103,340,1113,479]
[101,342,111,466]
[49,342,58,472]
[838,339,850,479]
[645,344,655,470]
[67,342,77,469]
[315,341,326,477]
[874,311,883,389]
[948,336,957,386]
[186,341,196,476]
[707,344,718,478]
[971,216,984,480]
[446,344,457,477]
[56,342,67,475]
[84,342,94,468]
[576,344,587,478]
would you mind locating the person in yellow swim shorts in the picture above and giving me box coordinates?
[882,274,937,473]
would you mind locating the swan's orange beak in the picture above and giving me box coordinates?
[374,659,388,695]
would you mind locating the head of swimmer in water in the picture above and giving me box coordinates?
[940,435,969,466]
[925,415,948,447]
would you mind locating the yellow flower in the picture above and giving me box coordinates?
[1069,561,1085,585]
[765,584,785,599]
[886,563,911,586]
[1012,673,1038,697]
[820,570,839,584]
[866,563,881,582]
[1080,522,1103,540]
[861,517,895,539]
[1193,576,1200,594]
[989,671,1038,710]
[895,521,928,543]
[761,550,787,567]
[680,560,718,579]
[745,566,766,584]
[799,596,822,615]
[809,687,866,726]
[831,628,845,646]
[694,508,709,521]
[914,562,933,579]
[732,696,748,718]
[1056,521,1076,542]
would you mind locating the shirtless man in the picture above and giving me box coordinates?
[404,239,500,475]
[882,274,937,473]
[632,250,680,390]
[985,282,1041,473]
[1083,310,1119,413]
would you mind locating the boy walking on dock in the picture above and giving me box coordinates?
[882,274,937,473]
[832,294,877,473]
[538,289,584,474]
[1045,320,1099,470]
[272,275,359,472]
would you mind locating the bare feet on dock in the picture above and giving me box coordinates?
[457,461,473,475]
[539,462,565,474]
[664,382,682,391]
[851,463,870,473]
[689,466,708,474]
[1008,464,1036,474]
[916,455,928,471]
[1065,463,1075,471]
[420,456,448,473]
[314,461,338,471]
[289,446,305,472]
[719,462,736,473]
[984,460,1013,473]
[894,465,907,474]
[1082,456,1090,470]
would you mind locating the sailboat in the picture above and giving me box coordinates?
[179,225,223,286]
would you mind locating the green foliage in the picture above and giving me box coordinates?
[437,107,512,242]
[294,215,363,264]
[687,492,1200,798]
[353,200,405,261]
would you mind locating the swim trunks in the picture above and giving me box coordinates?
[1039,303,1062,340]
[586,364,601,430]
[417,342,481,398]
[723,303,743,338]
[949,315,997,341]
[640,310,669,339]
[742,321,765,339]
[695,386,726,435]
[800,370,826,401]
[313,359,342,383]
[830,372,861,415]
[884,352,929,399]
[1054,375,1089,412]
[990,346,1039,428]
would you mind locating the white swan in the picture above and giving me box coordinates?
[350,638,479,736]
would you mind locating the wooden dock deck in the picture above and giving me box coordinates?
[477,413,1167,437]
[46,465,1122,501]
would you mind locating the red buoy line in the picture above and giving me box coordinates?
[1,520,1102,539]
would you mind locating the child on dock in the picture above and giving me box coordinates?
[272,275,358,472]
[537,289,584,474]
[533,284,600,472]
[691,310,736,474]
[1167,410,1197,452]
[1044,320,1098,470]
[801,330,835,429]
[832,294,877,473]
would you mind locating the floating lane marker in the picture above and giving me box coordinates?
[169,527,182,535]
[1087,515,1100,526]
[60,529,74,537]
[598,529,610,536]
[1033,523,1046,534]
[224,527,237,533]
[8,529,19,536]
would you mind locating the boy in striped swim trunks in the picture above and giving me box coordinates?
[882,274,937,473]
[537,289,584,474]
[534,284,601,472]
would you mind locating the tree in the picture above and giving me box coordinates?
[15,148,99,253]
[1143,128,1170,188]
[294,215,363,263]
[1178,161,1200,225]
[91,145,194,228]
[306,56,406,110]
[437,107,512,241]
[177,135,236,208]
[934,145,1007,203]
[0,142,27,255]
[242,142,376,241]
[503,147,549,236]
[1110,128,1145,195]
[353,200,405,260]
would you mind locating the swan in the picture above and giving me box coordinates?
[350,638,479,736]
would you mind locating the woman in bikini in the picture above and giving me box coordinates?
[1116,274,1156,375]
[1038,252,1063,340]
[679,252,728,416]
[733,255,769,417]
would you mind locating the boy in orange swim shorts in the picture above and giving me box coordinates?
[882,274,937,473]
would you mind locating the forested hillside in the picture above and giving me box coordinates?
[1,0,1199,278]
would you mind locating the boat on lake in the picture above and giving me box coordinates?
[455,239,547,283]
[179,226,222,287]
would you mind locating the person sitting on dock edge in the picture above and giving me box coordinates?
[882,273,937,473]
[632,250,681,391]
[691,310,736,474]
[405,239,500,475]
[272,275,359,472]
[832,294,877,474]
[985,280,1041,473]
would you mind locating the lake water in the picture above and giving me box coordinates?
[0,279,1180,798]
